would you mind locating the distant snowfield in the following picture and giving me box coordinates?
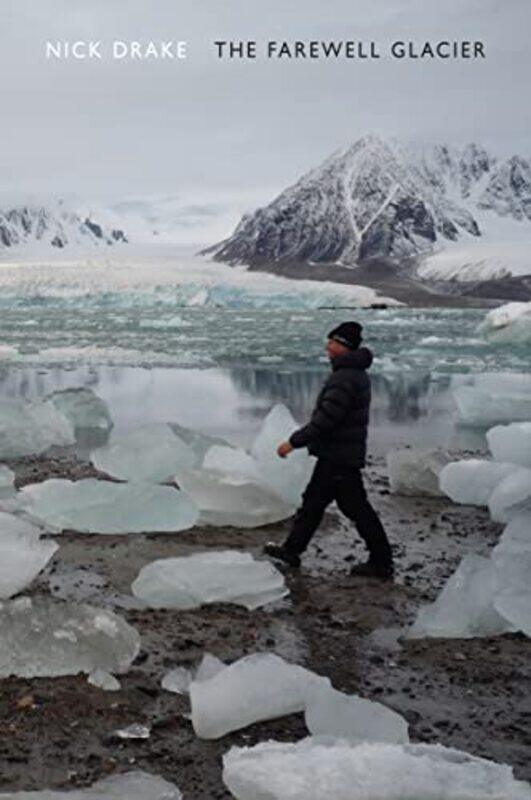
[0,246,401,309]
[418,213,531,282]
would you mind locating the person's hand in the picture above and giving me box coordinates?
[277,441,294,459]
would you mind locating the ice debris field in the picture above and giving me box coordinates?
[0,302,530,797]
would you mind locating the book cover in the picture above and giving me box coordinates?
[0,1,529,797]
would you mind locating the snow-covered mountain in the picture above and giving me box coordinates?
[207,136,531,283]
[0,203,127,250]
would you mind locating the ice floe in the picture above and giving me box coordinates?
[190,653,330,739]
[15,478,199,534]
[387,448,450,497]
[0,512,58,599]
[0,598,140,677]
[222,739,531,800]
[91,423,196,482]
[132,551,288,610]
[0,398,75,458]
[0,771,183,799]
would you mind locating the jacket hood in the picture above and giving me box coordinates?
[331,346,373,371]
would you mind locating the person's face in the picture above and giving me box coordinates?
[326,338,350,360]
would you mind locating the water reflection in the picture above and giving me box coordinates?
[0,364,488,455]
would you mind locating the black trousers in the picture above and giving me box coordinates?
[284,458,393,565]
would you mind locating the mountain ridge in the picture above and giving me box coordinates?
[206,135,531,284]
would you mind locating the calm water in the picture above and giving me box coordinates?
[0,363,489,456]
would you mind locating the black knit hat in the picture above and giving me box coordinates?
[328,321,363,350]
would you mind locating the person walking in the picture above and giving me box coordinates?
[263,321,394,579]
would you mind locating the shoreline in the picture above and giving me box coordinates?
[1,449,529,797]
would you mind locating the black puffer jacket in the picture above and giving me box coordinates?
[289,347,373,467]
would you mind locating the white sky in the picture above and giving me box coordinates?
[1,0,529,208]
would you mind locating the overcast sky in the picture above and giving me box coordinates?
[1,0,529,210]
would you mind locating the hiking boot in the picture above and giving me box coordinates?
[263,543,301,569]
[350,560,394,580]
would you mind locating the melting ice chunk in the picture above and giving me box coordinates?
[488,468,531,523]
[0,598,140,677]
[478,301,531,344]
[491,514,531,637]
[250,404,315,505]
[87,668,121,691]
[16,478,199,534]
[132,551,288,610]
[0,465,15,497]
[190,652,330,739]
[161,652,226,695]
[0,512,58,599]
[174,468,294,528]
[305,686,409,744]
[407,555,512,639]
[47,387,113,431]
[203,445,259,480]
[114,723,151,740]
[91,423,196,482]
[452,372,531,426]
[161,666,194,695]
[487,422,531,469]
[494,511,531,553]
[387,448,450,497]
[0,399,75,459]
[169,422,234,464]
[0,771,183,799]
[439,460,519,506]
[222,739,531,800]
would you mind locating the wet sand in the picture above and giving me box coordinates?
[0,451,529,797]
